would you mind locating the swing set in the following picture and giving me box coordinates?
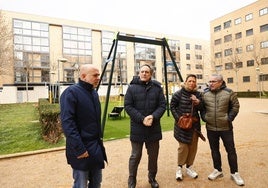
[96,32,183,137]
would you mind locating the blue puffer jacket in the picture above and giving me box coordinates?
[170,86,202,144]
[124,77,166,143]
[60,79,107,170]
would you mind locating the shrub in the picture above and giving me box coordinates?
[38,99,63,143]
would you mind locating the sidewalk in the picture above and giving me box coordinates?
[0,98,268,188]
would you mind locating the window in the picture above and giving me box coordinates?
[247,60,254,67]
[224,20,231,29]
[245,13,253,21]
[102,31,127,84]
[196,74,203,79]
[214,39,221,45]
[13,19,50,84]
[260,74,268,81]
[259,7,268,16]
[227,77,233,83]
[236,47,243,54]
[224,48,232,56]
[243,76,250,82]
[214,25,221,32]
[224,34,232,43]
[234,17,242,25]
[236,61,243,68]
[246,44,254,51]
[195,44,202,50]
[186,54,190,60]
[186,64,191,70]
[260,24,268,32]
[195,55,202,60]
[215,65,223,71]
[195,64,203,69]
[261,41,268,48]
[63,26,92,83]
[215,52,222,58]
[246,29,253,36]
[63,26,92,56]
[186,43,190,50]
[167,39,180,62]
[225,62,233,70]
[261,57,268,65]
[235,32,242,39]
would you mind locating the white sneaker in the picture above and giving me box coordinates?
[176,166,183,181]
[186,166,198,179]
[231,172,245,186]
[208,169,223,180]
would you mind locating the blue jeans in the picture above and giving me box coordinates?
[207,129,238,173]
[72,168,102,188]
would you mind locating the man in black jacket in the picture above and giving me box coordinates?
[60,64,107,188]
[124,64,166,188]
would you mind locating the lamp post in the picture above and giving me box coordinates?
[57,58,68,101]
[256,67,261,98]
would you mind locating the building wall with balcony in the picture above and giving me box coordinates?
[210,0,268,92]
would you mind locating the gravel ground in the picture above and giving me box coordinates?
[0,98,268,188]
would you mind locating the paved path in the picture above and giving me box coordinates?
[0,98,268,188]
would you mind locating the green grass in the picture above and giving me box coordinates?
[0,102,175,155]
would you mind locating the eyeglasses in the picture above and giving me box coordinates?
[209,80,219,83]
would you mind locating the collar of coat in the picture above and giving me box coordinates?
[78,79,94,91]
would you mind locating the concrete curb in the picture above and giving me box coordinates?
[0,146,65,160]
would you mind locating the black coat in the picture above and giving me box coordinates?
[124,77,166,143]
[60,79,107,170]
[170,87,202,144]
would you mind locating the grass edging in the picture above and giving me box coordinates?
[0,146,66,160]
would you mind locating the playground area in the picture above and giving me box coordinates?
[0,98,268,188]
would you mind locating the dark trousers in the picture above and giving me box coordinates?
[128,141,159,182]
[207,129,238,174]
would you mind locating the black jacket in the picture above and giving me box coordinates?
[60,79,107,170]
[124,77,166,143]
[170,86,202,144]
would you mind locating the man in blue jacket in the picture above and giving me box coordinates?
[60,64,107,188]
[124,64,166,188]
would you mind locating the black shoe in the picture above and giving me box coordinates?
[148,177,159,188]
[128,182,136,188]
[128,177,136,188]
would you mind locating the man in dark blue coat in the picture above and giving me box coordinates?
[124,64,166,188]
[60,64,107,188]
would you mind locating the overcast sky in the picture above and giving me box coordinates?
[1,0,257,39]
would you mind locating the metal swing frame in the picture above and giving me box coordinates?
[96,32,183,137]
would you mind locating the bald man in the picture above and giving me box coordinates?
[60,64,107,188]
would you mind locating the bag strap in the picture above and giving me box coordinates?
[190,101,194,116]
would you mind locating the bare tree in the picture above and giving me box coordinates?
[0,11,13,86]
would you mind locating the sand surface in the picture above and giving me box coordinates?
[0,98,268,188]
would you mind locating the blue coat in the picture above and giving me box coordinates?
[124,77,166,143]
[60,79,107,170]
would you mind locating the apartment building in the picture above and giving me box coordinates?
[210,0,268,93]
[0,10,209,104]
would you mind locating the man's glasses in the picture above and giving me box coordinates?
[209,80,219,83]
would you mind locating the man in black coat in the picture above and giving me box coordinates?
[124,64,166,188]
[60,64,107,188]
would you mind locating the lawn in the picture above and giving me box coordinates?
[0,102,175,155]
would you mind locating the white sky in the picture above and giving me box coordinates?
[0,0,257,40]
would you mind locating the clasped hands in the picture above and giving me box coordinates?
[143,115,153,126]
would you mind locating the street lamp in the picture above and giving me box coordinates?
[57,58,68,101]
[256,67,261,98]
